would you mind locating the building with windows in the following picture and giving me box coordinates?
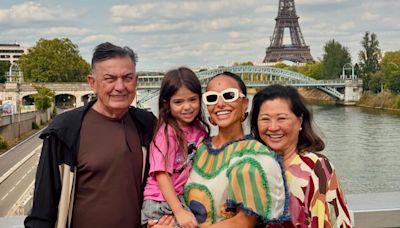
[0,43,28,63]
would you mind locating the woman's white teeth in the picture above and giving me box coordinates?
[268,134,283,138]
[216,110,230,116]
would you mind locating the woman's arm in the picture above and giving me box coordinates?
[309,156,352,227]
[155,171,198,228]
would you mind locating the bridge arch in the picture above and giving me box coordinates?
[196,66,345,100]
[55,94,76,109]
[81,93,96,105]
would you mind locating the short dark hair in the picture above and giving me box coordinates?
[91,42,137,71]
[250,84,325,153]
[207,71,247,96]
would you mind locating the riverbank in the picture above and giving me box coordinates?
[299,88,400,112]
[356,91,400,111]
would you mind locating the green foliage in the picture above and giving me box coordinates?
[33,86,55,111]
[321,39,352,79]
[32,121,39,129]
[296,62,323,79]
[380,51,400,94]
[0,136,8,150]
[233,61,254,66]
[18,38,90,82]
[272,63,289,69]
[368,71,386,93]
[358,32,381,90]
[0,61,11,83]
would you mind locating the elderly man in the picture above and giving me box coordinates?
[24,42,156,228]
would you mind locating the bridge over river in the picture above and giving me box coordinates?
[1,66,362,112]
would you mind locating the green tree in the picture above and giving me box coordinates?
[233,61,254,66]
[0,61,11,83]
[33,86,55,111]
[296,62,323,79]
[18,38,90,82]
[358,31,381,90]
[368,71,386,93]
[321,39,352,79]
[380,51,400,93]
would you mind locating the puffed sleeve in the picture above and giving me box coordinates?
[226,141,290,223]
[309,155,352,227]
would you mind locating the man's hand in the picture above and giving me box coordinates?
[147,215,174,228]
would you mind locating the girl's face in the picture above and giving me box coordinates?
[205,75,248,129]
[169,85,201,128]
[257,98,302,156]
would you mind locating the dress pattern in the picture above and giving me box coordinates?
[273,152,352,228]
[184,137,290,225]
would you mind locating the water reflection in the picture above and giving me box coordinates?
[312,104,400,194]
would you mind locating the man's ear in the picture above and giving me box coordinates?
[87,74,96,92]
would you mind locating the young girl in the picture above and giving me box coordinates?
[141,67,209,228]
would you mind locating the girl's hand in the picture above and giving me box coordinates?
[147,215,175,228]
[175,208,198,228]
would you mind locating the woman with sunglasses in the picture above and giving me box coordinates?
[184,72,290,227]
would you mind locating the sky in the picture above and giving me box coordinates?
[0,0,399,72]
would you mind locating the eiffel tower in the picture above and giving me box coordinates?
[263,0,313,63]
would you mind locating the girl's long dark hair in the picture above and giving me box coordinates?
[153,67,209,163]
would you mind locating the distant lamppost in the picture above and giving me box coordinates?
[8,63,23,138]
[340,63,356,80]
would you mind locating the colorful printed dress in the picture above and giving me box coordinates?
[184,136,290,225]
[274,152,352,228]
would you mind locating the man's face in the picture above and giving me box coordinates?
[87,56,137,118]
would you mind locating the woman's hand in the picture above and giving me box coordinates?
[147,215,175,228]
[175,207,198,228]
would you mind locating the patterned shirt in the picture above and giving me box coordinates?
[270,152,352,227]
[184,136,290,225]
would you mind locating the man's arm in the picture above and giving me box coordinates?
[24,136,62,228]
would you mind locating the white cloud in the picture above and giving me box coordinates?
[361,12,380,21]
[339,21,356,31]
[205,17,251,30]
[80,35,121,44]
[254,5,276,14]
[45,27,90,36]
[111,1,259,24]
[229,32,241,39]
[297,0,346,4]
[0,2,78,22]
[118,21,192,33]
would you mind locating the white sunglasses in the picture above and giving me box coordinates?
[202,88,245,105]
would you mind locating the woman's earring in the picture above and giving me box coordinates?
[299,127,302,131]
[208,117,216,126]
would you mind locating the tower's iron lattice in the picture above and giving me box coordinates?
[263,0,313,63]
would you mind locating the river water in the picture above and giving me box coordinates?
[310,105,400,194]
[147,97,400,195]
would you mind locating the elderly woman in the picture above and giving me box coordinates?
[184,72,290,227]
[250,84,351,227]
